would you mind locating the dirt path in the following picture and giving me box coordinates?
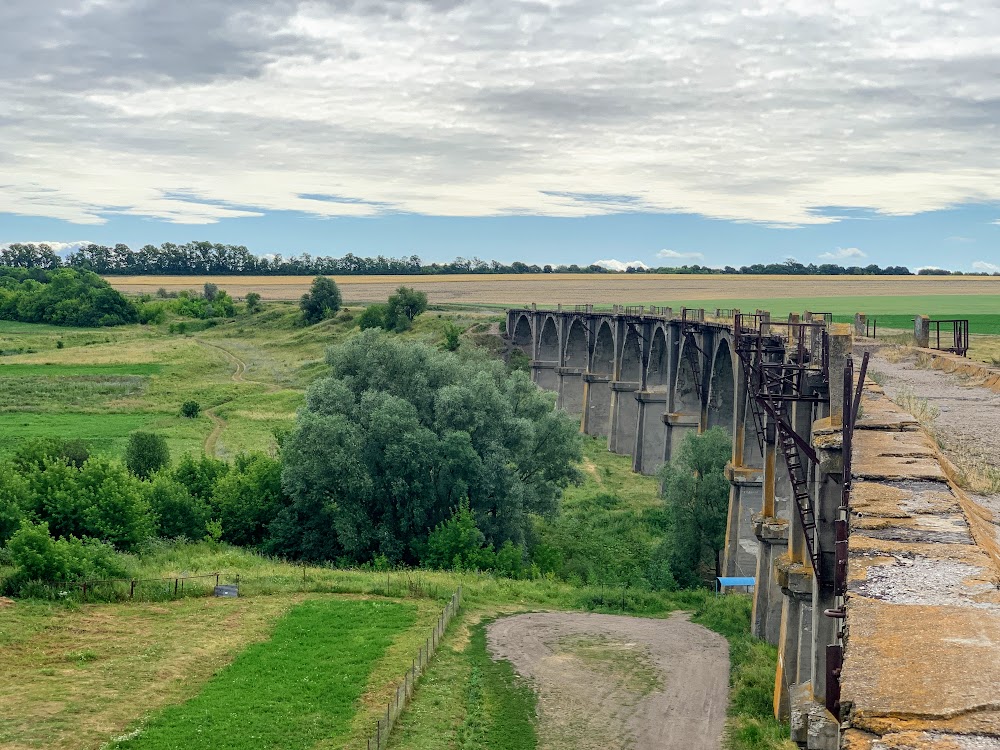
[487,612,729,750]
[195,339,281,457]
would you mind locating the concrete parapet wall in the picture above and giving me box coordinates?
[840,382,1000,749]
[912,347,1000,394]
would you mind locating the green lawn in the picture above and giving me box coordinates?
[0,412,157,456]
[112,598,416,750]
[0,363,164,376]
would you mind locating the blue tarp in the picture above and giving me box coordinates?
[716,577,755,594]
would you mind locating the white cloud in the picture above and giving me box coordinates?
[3,2,1000,226]
[818,247,867,261]
[594,259,650,272]
[657,249,705,261]
[973,260,1000,273]
[0,240,94,255]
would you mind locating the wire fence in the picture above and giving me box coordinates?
[366,586,463,750]
[22,572,225,602]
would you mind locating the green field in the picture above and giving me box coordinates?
[113,598,415,750]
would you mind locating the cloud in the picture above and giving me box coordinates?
[657,249,705,261]
[0,240,94,255]
[973,260,1000,273]
[818,247,867,261]
[593,259,650,272]
[3,1,1000,225]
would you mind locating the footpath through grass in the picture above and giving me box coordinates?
[112,598,415,750]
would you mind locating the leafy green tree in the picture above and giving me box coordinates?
[77,458,155,550]
[180,400,201,418]
[4,520,127,592]
[245,291,262,313]
[13,437,89,472]
[659,428,731,587]
[357,303,388,330]
[125,432,170,480]
[203,282,219,301]
[442,321,462,351]
[300,276,342,324]
[172,453,228,499]
[280,330,581,564]
[147,475,209,539]
[425,501,495,571]
[0,468,29,545]
[211,454,286,547]
[384,286,428,331]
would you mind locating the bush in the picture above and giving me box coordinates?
[56,339,64,349]
[245,291,262,314]
[203,282,219,301]
[147,475,210,540]
[180,400,201,418]
[384,286,428,331]
[213,454,287,547]
[425,501,496,571]
[172,453,229,499]
[442,321,463,351]
[3,520,128,593]
[357,303,388,330]
[0,468,29,545]
[13,437,90,471]
[125,432,170,480]
[300,276,342,324]
[0,267,138,327]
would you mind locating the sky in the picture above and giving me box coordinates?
[1,0,999,272]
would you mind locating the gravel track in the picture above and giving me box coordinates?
[487,612,729,750]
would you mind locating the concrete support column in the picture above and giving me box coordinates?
[723,464,763,576]
[581,374,612,437]
[634,390,668,475]
[854,312,866,337]
[914,314,930,348]
[608,381,640,456]
[663,412,700,465]
[556,366,585,416]
[827,325,853,426]
[751,514,788,645]
[773,558,813,720]
[531,360,560,392]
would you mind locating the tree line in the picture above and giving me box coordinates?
[6,241,991,276]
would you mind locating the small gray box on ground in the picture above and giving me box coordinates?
[214,584,239,598]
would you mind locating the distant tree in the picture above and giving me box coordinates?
[300,276,342,324]
[203,282,219,301]
[212,454,287,547]
[384,286,428,331]
[442,321,462,351]
[172,453,229,500]
[13,437,90,472]
[180,400,201,418]
[125,432,170,480]
[245,291,262,313]
[658,428,731,587]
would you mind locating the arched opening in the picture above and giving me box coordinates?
[674,335,701,413]
[592,322,615,375]
[620,326,642,382]
[564,319,588,368]
[707,341,736,434]
[538,317,559,361]
[646,327,669,389]
[512,315,532,354]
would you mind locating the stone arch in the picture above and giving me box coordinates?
[512,314,533,354]
[564,318,588,368]
[592,321,615,375]
[620,325,642,382]
[538,316,559,361]
[675,334,702,413]
[646,325,669,389]
[707,339,736,434]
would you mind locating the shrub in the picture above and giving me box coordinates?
[212,454,286,547]
[125,432,170,480]
[300,276,342,324]
[180,400,201,418]
[203,282,219,301]
[425,501,495,571]
[56,339,64,349]
[357,303,388,330]
[147,475,210,540]
[172,453,229,499]
[442,321,463,351]
[0,468,29,545]
[384,286,428,331]
[13,437,90,472]
[245,291,262,314]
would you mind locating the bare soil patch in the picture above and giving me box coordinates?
[105,274,1000,304]
[487,611,729,750]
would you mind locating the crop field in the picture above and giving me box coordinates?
[105,273,1000,306]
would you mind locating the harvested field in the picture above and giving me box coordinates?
[487,611,729,750]
[104,274,1000,305]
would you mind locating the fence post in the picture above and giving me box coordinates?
[130,580,135,599]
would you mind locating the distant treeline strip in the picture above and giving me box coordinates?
[2,241,992,276]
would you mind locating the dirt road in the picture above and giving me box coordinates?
[487,612,729,750]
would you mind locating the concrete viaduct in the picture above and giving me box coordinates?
[506,304,852,748]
